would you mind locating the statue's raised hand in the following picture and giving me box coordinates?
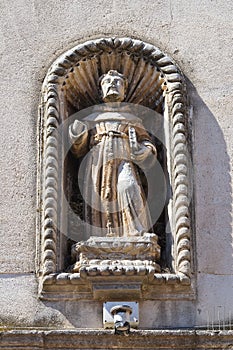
[71,119,87,136]
[69,119,89,157]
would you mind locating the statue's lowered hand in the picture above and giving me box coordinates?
[131,141,157,166]
[131,144,152,162]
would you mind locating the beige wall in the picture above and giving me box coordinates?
[0,0,232,329]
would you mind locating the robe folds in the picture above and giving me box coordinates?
[69,108,157,238]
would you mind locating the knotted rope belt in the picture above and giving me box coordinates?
[92,130,129,145]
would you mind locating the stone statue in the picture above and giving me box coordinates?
[69,70,158,238]
[68,70,161,274]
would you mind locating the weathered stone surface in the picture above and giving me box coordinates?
[0,329,233,349]
[196,274,233,329]
[0,0,233,334]
[71,235,161,276]
[39,37,192,301]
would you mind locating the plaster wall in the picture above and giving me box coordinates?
[0,0,232,330]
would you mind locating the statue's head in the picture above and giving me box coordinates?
[99,70,128,102]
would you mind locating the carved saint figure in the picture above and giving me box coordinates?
[69,70,157,238]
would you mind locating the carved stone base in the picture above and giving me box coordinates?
[71,233,161,275]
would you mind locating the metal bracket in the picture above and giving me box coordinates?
[103,301,139,329]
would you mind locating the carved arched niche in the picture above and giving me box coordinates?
[38,37,194,300]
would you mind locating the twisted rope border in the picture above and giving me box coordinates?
[39,37,192,287]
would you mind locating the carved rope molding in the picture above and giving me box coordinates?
[39,37,192,287]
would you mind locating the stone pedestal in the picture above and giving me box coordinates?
[68,234,161,300]
[71,233,161,275]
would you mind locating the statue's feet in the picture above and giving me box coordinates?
[106,233,117,237]
[143,232,157,238]
[66,261,81,273]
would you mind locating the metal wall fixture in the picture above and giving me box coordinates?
[103,301,139,334]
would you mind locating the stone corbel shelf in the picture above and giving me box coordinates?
[40,272,194,301]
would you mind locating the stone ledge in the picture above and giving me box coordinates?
[42,273,190,285]
[0,329,232,349]
[39,273,194,301]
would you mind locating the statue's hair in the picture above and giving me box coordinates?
[99,70,128,91]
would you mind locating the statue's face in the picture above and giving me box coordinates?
[100,74,125,102]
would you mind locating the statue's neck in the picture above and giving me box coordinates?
[94,102,126,112]
[84,102,143,123]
